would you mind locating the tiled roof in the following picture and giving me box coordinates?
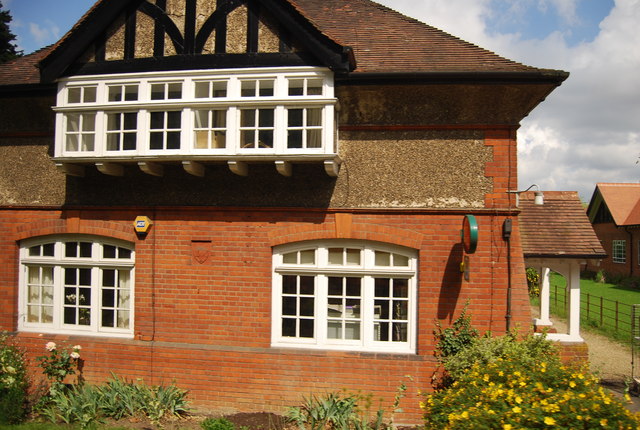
[291,0,554,74]
[519,191,606,259]
[592,183,640,226]
[1,0,567,86]
[0,46,54,86]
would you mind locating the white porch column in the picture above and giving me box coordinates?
[535,266,553,326]
[566,261,583,341]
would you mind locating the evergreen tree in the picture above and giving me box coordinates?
[0,0,21,63]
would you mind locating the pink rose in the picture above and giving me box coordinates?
[45,342,56,351]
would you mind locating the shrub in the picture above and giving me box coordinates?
[441,332,558,381]
[288,387,412,430]
[36,342,82,386]
[36,372,189,428]
[422,357,640,429]
[201,417,236,430]
[0,333,28,424]
[434,303,478,359]
[525,267,540,297]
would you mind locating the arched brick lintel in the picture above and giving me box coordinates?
[268,220,423,250]
[13,218,137,244]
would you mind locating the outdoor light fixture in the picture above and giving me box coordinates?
[507,183,544,207]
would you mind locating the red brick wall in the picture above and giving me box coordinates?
[587,223,639,278]
[0,206,531,424]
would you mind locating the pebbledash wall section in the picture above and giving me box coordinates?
[0,206,531,423]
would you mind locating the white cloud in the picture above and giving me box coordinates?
[545,0,580,25]
[28,20,60,46]
[376,0,640,199]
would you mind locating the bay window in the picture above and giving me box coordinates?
[54,67,336,162]
[19,236,134,337]
[272,241,417,353]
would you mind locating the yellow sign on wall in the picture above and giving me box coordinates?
[134,216,153,234]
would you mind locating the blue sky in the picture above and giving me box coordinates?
[3,0,638,200]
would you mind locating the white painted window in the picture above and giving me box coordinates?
[19,236,134,337]
[272,241,417,353]
[54,67,336,159]
[612,240,626,263]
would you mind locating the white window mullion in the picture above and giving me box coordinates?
[95,111,106,156]
[138,109,149,156]
[325,105,334,154]
[274,105,285,153]
[90,266,100,332]
[53,264,63,330]
[227,106,239,154]
[316,274,327,345]
[183,108,193,154]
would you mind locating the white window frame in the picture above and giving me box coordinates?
[54,67,336,160]
[18,236,135,338]
[612,240,626,264]
[272,241,417,353]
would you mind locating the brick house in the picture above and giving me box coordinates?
[586,183,640,278]
[0,0,568,422]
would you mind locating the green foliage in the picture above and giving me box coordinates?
[422,357,640,429]
[36,342,82,387]
[288,392,360,430]
[201,417,236,430]
[441,332,559,382]
[0,333,28,424]
[525,267,540,297]
[287,381,410,430]
[37,383,102,429]
[36,373,189,428]
[434,303,479,359]
[0,1,21,63]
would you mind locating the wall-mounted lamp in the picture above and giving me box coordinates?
[507,183,544,207]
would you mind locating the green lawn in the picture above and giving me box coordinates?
[544,272,640,343]
[550,273,640,305]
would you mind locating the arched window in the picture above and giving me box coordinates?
[19,236,134,337]
[272,241,417,353]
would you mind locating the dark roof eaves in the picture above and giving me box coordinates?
[337,70,569,85]
[524,253,608,259]
[0,83,56,96]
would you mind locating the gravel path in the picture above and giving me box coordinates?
[540,314,633,381]
[535,310,640,411]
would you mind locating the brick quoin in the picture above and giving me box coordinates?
[0,207,532,424]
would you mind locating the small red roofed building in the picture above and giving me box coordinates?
[586,183,640,278]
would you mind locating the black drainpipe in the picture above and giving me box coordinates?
[503,219,513,332]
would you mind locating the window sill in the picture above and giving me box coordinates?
[54,154,341,178]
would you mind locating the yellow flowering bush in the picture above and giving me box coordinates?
[422,356,640,429]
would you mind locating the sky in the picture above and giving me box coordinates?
[3,0,639,201]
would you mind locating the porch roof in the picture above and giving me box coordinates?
[519,191,606,259]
